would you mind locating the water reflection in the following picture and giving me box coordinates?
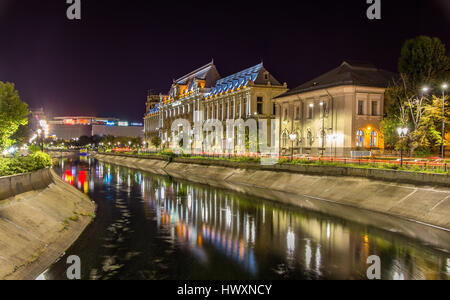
[48,157,450,280]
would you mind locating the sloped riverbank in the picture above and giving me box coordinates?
[0,168,96,280]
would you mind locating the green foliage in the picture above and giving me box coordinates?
[380,117,401,150]
[381,36,450,155]
[151,136,162,149]
[159,150,175,158]
[0,152,52,177]
[0,82,29,151]
[10,125,31,147]
[28,145,42,153]
[99,135,143,148]
[398,36,450,90]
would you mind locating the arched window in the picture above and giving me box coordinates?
[307,130,313,147]
[370,131,378,148]
[356,130,364,147]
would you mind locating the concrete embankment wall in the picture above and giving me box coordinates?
[0,168,96,280]
[94,153,450,250]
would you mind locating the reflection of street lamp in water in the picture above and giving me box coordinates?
[289,133,297,161]
[397,127,409,168]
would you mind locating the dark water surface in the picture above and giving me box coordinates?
[41,157,450,280]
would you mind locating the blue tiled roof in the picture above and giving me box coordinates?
[207,63,263,97]
[148,103,160,115]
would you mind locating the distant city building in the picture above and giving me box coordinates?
[274,61,396,157]
[48,116,144,140]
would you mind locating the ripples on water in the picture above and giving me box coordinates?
[43,157,450,280]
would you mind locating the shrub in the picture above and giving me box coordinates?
[0,152,52,177]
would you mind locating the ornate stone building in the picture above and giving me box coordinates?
[144,94,161,146]
[144,61,287,152]
[274,61,395,157]
[203,63,287,152]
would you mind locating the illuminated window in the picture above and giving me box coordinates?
[370,131,378,147]
[307,104,314,119]
[356,130,364,147]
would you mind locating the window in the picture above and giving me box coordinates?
[284,108,288,121]
[257,97,264,115]
[358,100,364,115]
[273,103,277,115]
[295,106,300,120]
[307,130,313,147]
[307,104,314,119]
[372,101,378,116]
[321,102,327,117]
[370,131,378,147]
[356,130,364,147]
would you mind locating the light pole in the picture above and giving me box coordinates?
[397,127,409,168]
[289,133,297,161]
[441,83,448,160]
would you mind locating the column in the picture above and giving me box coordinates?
[233,98,236,119]
[239,98,242,118]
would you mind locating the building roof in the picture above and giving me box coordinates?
[207,63,282,97]
[169,60,221,97]
[276,61,396,98]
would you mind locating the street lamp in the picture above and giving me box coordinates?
[289,133,297,161]
[441,83,448,159]
[320,102,326,156]
[397,127,409,168]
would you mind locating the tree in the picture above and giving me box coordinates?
[0,82,29,150]
[381,36,450,155]
[398,36,450,91]
[11,124,31,146]
[151,136,162,150]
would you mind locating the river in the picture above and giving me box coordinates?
[40,156,450,280]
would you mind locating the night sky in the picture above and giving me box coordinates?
[0,0,448,121]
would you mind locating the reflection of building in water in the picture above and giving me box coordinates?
[91,162,449,280]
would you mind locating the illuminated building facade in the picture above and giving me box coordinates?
[203,63,287,151]
[275,61,395,157]
[144,61,287,151]
[49,116,144,140]
[159,60,221,148]
[144,94,162,145]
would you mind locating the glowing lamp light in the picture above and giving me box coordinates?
[397,127,409,137]
[443,83,448,90]
[289,134,297,142]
